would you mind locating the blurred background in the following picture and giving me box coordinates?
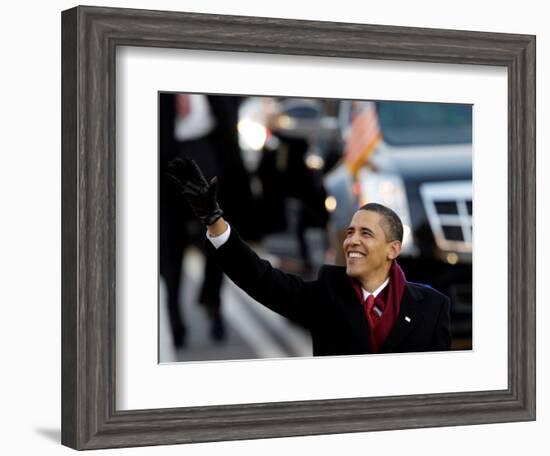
[158,93,472,363]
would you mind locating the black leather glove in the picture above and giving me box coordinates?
[166,157,224,226]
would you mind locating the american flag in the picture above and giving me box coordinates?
[344,101,382,176]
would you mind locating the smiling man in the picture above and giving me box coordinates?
[344,207,401,290]
[167,157,451,356]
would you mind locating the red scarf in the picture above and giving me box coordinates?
[350,261,406,353]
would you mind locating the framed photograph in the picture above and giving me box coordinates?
[61,5,535,450]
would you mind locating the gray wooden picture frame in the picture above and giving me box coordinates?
[61,5,536,450]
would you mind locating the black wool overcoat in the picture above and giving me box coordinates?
[206,229,451,356]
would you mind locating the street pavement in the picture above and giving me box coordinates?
[159,245,312,363]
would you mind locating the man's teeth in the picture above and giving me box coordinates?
[348,252,365,258]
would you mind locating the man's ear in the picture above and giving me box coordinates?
[387,240,402,261]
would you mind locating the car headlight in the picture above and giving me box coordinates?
[356,168,417,255]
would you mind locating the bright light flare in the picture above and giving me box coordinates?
[325,196,337,212]
[305,154,325,170]
[446,252,459,265]
[238,119,268,151]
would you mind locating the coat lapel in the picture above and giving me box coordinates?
[327,269,424,354]
[381,283,423,352]
[332,271,372,352]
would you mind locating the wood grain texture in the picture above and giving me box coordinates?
[61,7,78,449]
[61,5,536,450]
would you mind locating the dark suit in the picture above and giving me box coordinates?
[159,94,255,344]
[207,228,451,356]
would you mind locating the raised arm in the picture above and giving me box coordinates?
[166,157,314,326]
[206,225,313,326]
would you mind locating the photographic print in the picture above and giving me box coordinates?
[158,93,473,363]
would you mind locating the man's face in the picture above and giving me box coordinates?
[343,210,400,282]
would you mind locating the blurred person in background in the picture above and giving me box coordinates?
[166,157,451,356]
[159,93,254,347]
[256,130,329,274]
[241,97,330,275]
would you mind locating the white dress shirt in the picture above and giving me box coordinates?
[206,222,231,249]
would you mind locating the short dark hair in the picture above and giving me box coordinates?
[359,203,403,243]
